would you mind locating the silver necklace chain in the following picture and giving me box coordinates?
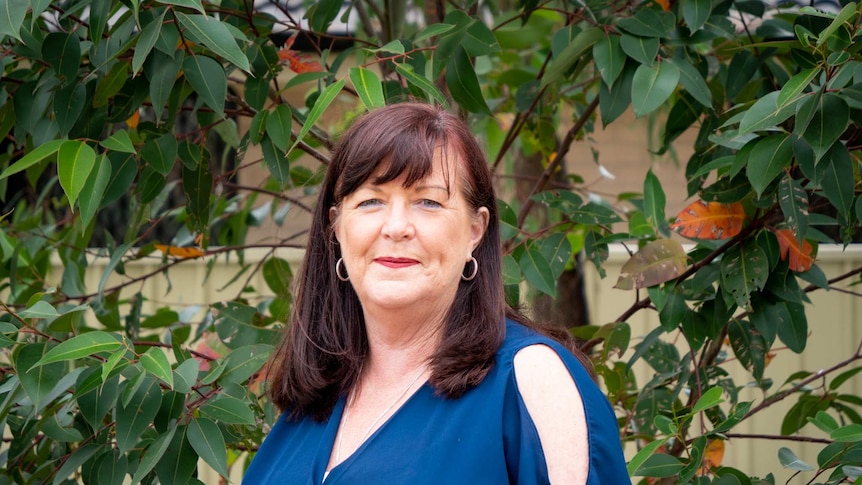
[334,367,427,464]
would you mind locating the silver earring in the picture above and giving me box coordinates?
[336,258,349,281]
[462,257,478,281]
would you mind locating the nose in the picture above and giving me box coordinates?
[381,203,415,241]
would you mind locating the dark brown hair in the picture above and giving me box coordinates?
[267,103,580,421]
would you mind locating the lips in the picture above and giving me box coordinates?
[374,257,419,268]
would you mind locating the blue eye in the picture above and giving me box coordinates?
[421,199,442,208]
[357,199,381,208]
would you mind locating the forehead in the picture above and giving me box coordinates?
[357,146,464,192]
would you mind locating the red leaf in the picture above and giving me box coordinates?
[670,200,747,239]
[277,48,324,74]
[772,228,815,272]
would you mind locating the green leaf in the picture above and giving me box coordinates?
[173,358,199,394]
[155,425,198,485]
[778,447,816,471]
[682,0,712,31]
[188,417,229,478]
[265,104,293,151]
[182,157,212,234]
[807,410,839,434]
[175,12,250,73]
[519,245,557,297]
[737,91,796,136]
[593,35,625,87]
[349,67,385,111]
[43,32,81,82]
[32,331,123,368]
[141,347,174,388]
[19,300,59,319]
[395,64,448,106]
[287,79,345,158]
[778,174,809,244]
[569,202,622,225]
[617,7,675,37]
[446,46,490,114]
[141,133,178,175]
[720,240,769,308]
[79,156,112,228]
[463,20,500,56]
[692,387,725,414]
[101,129,137,154]
[802,93,849,162]
[133,11,165,76]
[17,343,65,413]
[309,0,342,32]
[747,134,793,197]
[415,23,456,43]
[821,142,854,221]
[263,257,292,295]
[670,57,712,108]
[130,427,177,485]
[261,135,289,187]
[538,233,572,281]
[0,140,63,181]
[54,82,87,135]
[101,348,126,383]
[600,62,636,125]
[627,438,669,476]
[57,140,97,209]
[632,60,679,117]
[776,301,807,353]
[644,168,666,233]
[182,55,227,118]
[156,0,205,15]
[147,52,181,121]
[728,318,767,379]
[115,375,162,453]
[778,68,820,107]
[816,1,858,48]
[634,453,684,477]
[0,0,28,41]
[830,423,862,442]
[52,443,102,485]
[542,27,602,87]
[620,34,659,67]
[218,344,273,385]
[200,395,255,425]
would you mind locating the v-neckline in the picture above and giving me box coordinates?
[320,381,430,483]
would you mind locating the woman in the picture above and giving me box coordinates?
[244,103,628,484]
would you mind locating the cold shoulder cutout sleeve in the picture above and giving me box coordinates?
[243,320,628,485]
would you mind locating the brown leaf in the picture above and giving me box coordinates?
[615,239,688,290]
[670,200,747,239]
[772,228,815,272]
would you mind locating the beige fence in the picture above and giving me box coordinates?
[47,244,862,483]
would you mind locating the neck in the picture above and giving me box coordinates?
[361,308,446,379]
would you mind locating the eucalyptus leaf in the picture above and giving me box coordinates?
[632,61,679,117]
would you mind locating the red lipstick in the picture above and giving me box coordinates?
[375,257,419,268]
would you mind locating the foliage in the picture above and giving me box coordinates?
[0,0,861,483]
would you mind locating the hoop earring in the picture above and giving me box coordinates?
[335,258,349,282]
[462,257,478,281]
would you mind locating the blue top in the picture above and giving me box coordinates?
[243,320,629,484]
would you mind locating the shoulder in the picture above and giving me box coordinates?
[513,344,590,484]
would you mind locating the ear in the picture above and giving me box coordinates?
[468,207,490,254]
[329,206,341,243]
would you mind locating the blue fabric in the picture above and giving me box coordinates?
[243,320,629,484]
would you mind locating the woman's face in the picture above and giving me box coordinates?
[331,150,489,320]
